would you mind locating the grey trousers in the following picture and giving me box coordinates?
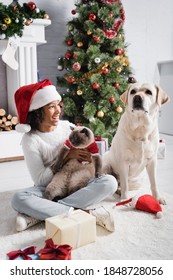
[11,175,117,220]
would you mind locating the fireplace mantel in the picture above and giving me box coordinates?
[0,19,51,115]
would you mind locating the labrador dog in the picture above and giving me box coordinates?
[102,82,169,204]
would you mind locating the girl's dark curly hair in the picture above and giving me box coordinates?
[26,107,44,130]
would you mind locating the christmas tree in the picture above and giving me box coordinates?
[57,0,135,144]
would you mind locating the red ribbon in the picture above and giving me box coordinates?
[7,246,36,260]
[37,239,72,260]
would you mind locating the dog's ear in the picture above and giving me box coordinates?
[70,125,75,131]
[155,86,170,106]
[120,87,130,106]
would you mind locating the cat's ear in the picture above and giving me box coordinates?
[70,125,75,131]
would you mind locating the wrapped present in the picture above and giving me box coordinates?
[95,137,109,155]
[46,209,96,249]
[157,140,166,159]
[7,246,39,260]
[38,238,72,260]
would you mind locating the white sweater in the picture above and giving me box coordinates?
[21,120,73,187]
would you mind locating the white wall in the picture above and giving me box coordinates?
[1,0,173,112]
[122,0,173,82]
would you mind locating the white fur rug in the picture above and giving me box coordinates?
[0,190,173,260]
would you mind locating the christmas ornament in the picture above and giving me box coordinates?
[102,68,109,74]
[114,82,120,89]
[77,90,83,95]
[77,42,83,47]
[27,2,36,11]
[109,97,115,103]
[25,19,31,26]
[97,110,104,118]
[116,105,123,113]
[87,31,92,35]
[128,76,137,83]
[0,34,6,40]
[92,83,100,89]
[71,10,76,15]
[57,57,64,71]
[67,40,73,46]
[44,14,50,19]
[68,77,75,83]
[4,17,12,25]
[116,67,122,73]
[89,14,96,21]
[103,29,117,39]
[115,48,123,55]
[113,20,123,32]
[2,38,19,70]
[1,24,7,31]
[93,36,100,42]
[72,62,81,71]
[116,194,163,218]
[65,52,72,59]
[94,57,101,63]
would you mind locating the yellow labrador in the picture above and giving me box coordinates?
[103,82,169,204]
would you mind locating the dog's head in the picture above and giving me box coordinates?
[120,82,169,115]
[69,126,94,148]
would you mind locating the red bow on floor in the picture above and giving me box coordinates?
[7,246,36,260]
[37,239,72,260]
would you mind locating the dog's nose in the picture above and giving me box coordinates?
[133,94,143,110]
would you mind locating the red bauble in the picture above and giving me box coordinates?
[93,36,100,42]
[89,14,96,20]
[92,83,100,89]
[115,48,123,55]
[27,2,36,10]
[109,97,115,103]
[102,68,109,74]
[71,10,76,15]
[72,62,81,71]
[114,82,120,89]
[68,77,75,83]
[65,52,72,59]
[67,40,73,46]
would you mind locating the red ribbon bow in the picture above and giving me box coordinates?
[37,239,72,260]
[7,246,36,260]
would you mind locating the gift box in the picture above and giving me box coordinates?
[37,239,72,260]
[46,209,96,249]
[157,140,166,159]
[95,137,109,155]
[7,246,39,260]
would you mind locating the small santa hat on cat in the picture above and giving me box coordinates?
[14,79,61,133]
[116,194,163,218]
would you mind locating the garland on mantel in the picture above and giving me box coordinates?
[0,1,49,40]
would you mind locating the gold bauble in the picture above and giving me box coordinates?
[116,105,123,113]
[87,31,92,35]
[77,90,83,95]
[1,24,7,31]
[77,42,83,47]
[97,110,104,118]
[4,17,11,25]
[44,14,50,19]
[116,67,122,73]
[25,19,31,26]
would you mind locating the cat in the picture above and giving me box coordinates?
[44,126,102,200]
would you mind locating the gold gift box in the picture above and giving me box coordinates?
[46,209,96,249]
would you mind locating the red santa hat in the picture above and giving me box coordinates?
[14,79,61,133]
[116,194,163,218]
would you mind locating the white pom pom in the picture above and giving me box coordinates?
[156,211,163,219]
[15,124,31,133]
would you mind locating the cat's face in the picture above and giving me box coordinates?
[69,126,94,148]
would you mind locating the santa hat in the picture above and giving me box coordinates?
[116,194,163,218]
[14,79,61,133]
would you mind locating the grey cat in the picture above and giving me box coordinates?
[45,126,102,200]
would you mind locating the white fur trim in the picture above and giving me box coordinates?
[15,123,31,133]
[29,85,61,111]
[156,211,163,218]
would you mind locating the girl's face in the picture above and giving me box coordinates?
[39,101,61,132]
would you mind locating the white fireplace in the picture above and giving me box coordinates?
[0,19,51,162]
